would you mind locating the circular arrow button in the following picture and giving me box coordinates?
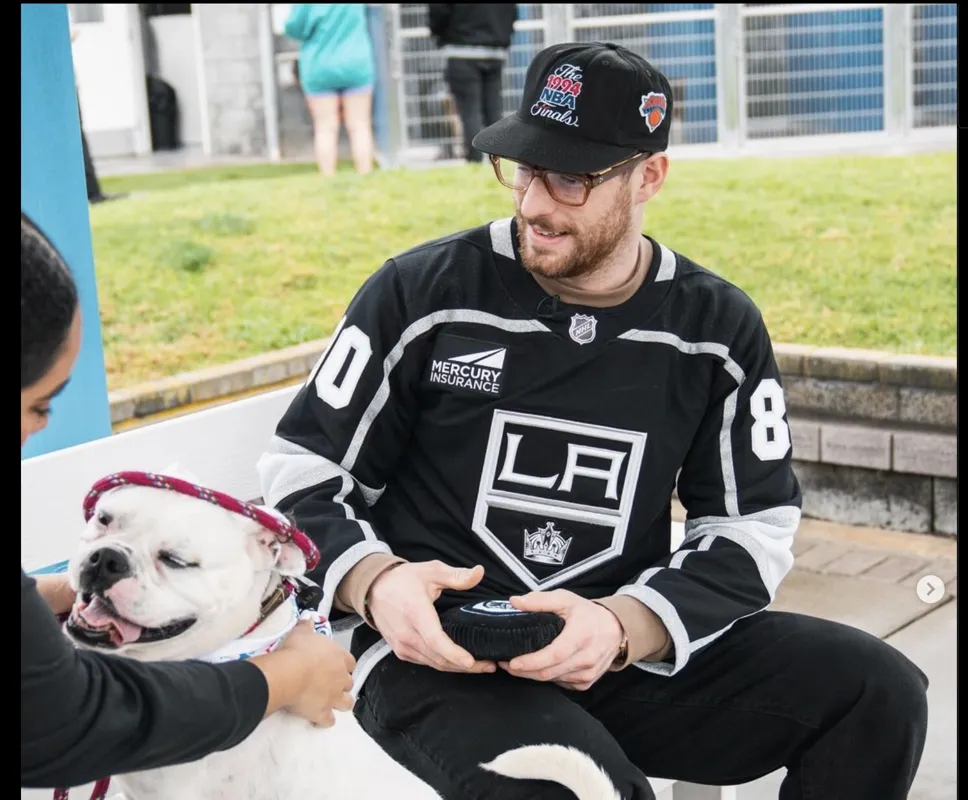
[916,575,945,605]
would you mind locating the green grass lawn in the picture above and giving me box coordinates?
[95,152,956,392]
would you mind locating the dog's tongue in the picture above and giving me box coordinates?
[79,597,143,644]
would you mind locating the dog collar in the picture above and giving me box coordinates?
[201,589,333,664]
[200,592,302,664]
[83,471,321,570]
[249,581,291,635]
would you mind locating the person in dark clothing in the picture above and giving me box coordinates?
[20,210,357,791]
[77,99,123,205]
[429,4,518,163]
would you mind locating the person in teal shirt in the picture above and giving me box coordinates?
[285,4,376,176]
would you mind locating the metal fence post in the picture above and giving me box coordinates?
[882,3,912,138]
[714,3,743,151]
[544,3,570,47]
[381,3,408,168]
[257,4,281,162]
[366,3,396,168]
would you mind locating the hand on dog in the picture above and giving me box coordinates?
[367,561,497,674]
[498,590,624,692]
[255,620,356,728]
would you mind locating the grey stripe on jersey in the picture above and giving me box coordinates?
[626,509,798,673]
[489,217,515,259]
[342,311,552,472]
[617,330,746,516]
[654,243,678,282]
[616,583,691,675]
[320,539,393,623]
[258,437,395,619]
[682,506,800,601]
[351,638,393,697]
[260,435,385,510]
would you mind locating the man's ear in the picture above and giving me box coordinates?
[251,528,308,577]
[633,152,669,206]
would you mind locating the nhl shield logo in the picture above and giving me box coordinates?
[639,92,667,133]
[568,313,597,345]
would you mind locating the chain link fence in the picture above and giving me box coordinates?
[911,3,957,128]
[381,3,956,164]
[741,5,887,139]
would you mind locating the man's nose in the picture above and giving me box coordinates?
[518,173,559,219]
[79,547,132,594]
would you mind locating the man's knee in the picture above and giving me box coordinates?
[860,638,929,730]
[800,616,929,730]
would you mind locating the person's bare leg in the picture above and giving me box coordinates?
[306,94,340,176]
[342,88,375,175]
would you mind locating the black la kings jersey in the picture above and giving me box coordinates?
[257,217,803,683]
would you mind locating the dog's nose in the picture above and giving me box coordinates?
[79,547,133,594]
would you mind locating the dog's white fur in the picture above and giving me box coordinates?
[64,465,621,800]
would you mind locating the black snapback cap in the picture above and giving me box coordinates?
[472,41,674,174]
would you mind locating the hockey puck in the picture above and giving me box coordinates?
[439,599,565,662]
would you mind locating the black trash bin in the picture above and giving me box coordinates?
[146,75,179,151]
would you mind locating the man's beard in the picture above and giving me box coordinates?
[515,188,633,280]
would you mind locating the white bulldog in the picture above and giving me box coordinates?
[62,466,621,800]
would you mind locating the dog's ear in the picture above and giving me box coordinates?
[248,505,308,576]
[252,528,307,576]
[161,462,202,484]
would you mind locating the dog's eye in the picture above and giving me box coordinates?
[96,510,113,526]
[158,551,199,569]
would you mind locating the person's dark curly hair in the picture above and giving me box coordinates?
[21,211,79,390]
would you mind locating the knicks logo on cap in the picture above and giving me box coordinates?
[639,92,667,133]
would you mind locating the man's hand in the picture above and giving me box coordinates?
[499,590,625,691]
[367,561,497,674]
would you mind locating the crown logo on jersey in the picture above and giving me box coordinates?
[523,522,573,566]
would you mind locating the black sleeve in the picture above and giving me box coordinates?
[428,4,453,39]
[257,259,427,627]
[613,305,802,676]
[20,569,269,788]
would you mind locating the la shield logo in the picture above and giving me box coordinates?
[639,92,667,133]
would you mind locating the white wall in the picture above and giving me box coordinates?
[71,5,140,140]
[271,4,293,35]
[149,13,204,147]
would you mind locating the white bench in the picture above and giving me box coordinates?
[20,384,735,800]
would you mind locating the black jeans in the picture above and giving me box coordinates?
[444,58,505,163]
[355,611,928,800]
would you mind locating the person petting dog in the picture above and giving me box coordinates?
[259,43,930,799]
[20,211,356,791]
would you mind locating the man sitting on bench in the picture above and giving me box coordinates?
[258,42,929,799]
